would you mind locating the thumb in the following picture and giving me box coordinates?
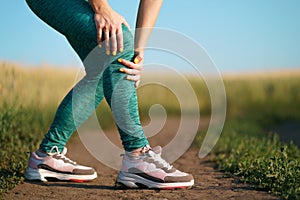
[134,55,143,64]
[122,20,131,30]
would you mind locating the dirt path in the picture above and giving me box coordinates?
[4,118,278,200]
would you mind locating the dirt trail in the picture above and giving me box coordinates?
[4,118,278,200]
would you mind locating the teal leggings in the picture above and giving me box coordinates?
[26,0,149,152]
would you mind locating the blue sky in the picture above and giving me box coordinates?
[1,0,300,73]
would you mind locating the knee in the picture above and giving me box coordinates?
[68,24,135,79]
[68,24,134,62]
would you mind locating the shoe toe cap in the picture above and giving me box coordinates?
[164,174,194,183]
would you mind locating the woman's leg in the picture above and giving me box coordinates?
[25,0,148,153]
[25,0,194,188]
[102,51,149,151]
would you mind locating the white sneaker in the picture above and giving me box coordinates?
[24,146,97,182]
[116,146,194,189]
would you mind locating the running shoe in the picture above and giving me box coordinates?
[116,145,194,189]
[24,146,97,182]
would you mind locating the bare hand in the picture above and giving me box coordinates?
[118,53,144,88]
[94,7,130,55]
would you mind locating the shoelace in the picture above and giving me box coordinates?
[150,151,173,170]
[56,154,77,165]
[49,146,77,165]
[125,145,173,170]
[141,145,151,153]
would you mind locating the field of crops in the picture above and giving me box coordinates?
[0,62,300,199]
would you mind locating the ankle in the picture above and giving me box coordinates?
[36,149,48,157]
[127,145,151,156]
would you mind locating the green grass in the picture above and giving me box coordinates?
[204,117,300,199]
[0,63,76,196]
[194,72,300,199]
[0,106,53,195]
[1,62,300,199]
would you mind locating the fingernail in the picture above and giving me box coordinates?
[106,50,110,55]
[119,48,123,52]
[112,51,117,56]
[126,76,131,80]
[118,58,122,63]
[119,68,124,72]
[98,44,102,48]
[134,58,139,64]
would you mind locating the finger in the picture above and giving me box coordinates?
[116,28,123,52]
[118,58,137,69]
[135,80,140,88]
[126,75,140,82]
[104,30,110,55]
[120,68,140,76]
[134,55,143,64]
[97,27,103,47]
[111,30,117,56]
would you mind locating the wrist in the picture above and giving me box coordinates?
[134,48,145,57]
[89,0,111,13]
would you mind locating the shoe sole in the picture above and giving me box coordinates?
[116,171,194,189]
[24,167,97,182]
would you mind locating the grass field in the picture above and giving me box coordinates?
[195,71,300,199]
[0,63,78,196]
[0,62,300,199]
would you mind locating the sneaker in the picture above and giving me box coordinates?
[116,146,194,189]
[24,146,97,182]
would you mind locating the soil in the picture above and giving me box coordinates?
[3,118,278,200]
